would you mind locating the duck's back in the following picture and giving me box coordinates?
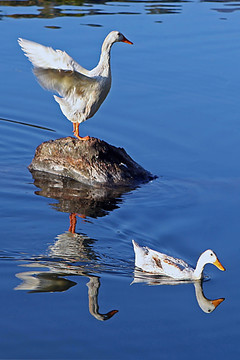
[132,240,194,279]
[132,240,166,274]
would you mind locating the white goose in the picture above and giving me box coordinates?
[18,31,133,140]
[132,240,225,280]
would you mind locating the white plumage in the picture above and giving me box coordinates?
[18,31,133,140]
[132,240,225,280]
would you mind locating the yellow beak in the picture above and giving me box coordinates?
[214,258,226,271]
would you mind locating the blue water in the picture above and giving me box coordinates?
[0,0,240,359]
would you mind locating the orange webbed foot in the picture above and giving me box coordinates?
[72,122,90,141]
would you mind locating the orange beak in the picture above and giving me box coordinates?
[121,36,133,45]
[105,310,119,319]
[214,258,226,271]
[211,298,225,308]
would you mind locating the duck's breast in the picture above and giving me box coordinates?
[86,76,111,119]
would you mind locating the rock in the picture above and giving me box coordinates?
[29,137,156,187]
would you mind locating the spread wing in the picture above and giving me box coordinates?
[18,38,88,74]
[18,38,98,98]
[33,67,98,98]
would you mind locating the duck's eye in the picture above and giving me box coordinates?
[210,253,213,256]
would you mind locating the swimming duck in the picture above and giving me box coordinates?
[132,240,225,280]
[18,31,133,140]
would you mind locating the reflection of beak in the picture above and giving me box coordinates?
[214,258,226,271]
[121,36,133,45]
[211,298,225,309]
[104,310,119,320]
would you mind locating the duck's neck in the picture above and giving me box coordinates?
[96,37,114,77]
[193,281,211,312]
[193,254,205,279]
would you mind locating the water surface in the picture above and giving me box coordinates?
[0,0,239,359]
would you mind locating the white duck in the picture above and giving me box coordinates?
[132,240,225,280]
[18,31,133,140]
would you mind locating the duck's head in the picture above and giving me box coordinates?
[107,31,133,45]
[201,249,226,271]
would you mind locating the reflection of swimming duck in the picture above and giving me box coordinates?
[18,31,133,140]
[193,281,224,313]
[132,240,225,280]
[132,269,225,313]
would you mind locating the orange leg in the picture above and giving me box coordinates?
[68,213,77,233]
[68,213,87,233]
[72,122,90,141]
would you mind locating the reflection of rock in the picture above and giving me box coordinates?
[29,137,155,187]
[132,270,225,313]
[30,169,132,217]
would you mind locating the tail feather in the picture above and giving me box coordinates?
[132,239,140,253]
[53,95,72,121]
[132,240,148,255]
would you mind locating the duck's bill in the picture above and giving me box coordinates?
[211,298,225,308]
[214,258,226,271]
[122,36,133,45]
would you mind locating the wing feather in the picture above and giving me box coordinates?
[33,67,97,98]
[18,38,88,74]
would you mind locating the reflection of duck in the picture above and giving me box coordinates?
[87,277,118,321]
[132,240,225,280]
[132,270,225,313]
[193,281,224,313]
[18,31,133,140]
[15,269,118,321]
[48,230,97,263]
[15,270,77,293]
[15,230,118,321]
